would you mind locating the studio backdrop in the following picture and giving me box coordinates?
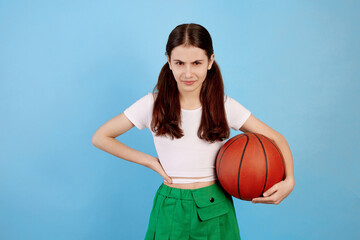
[1,1,359,239]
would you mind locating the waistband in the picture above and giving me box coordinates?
[157,181,226,201]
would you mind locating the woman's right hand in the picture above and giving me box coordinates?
[147,156,173,184]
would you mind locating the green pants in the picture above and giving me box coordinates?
[144,181,241,240]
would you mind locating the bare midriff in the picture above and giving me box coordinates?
[163,176,216,189]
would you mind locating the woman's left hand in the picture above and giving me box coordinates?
[251,177,295,205]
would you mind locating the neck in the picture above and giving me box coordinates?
[179,90,201,108]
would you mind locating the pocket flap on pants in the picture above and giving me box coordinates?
[192,184,231,221]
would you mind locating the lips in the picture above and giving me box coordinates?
[183,81,196,85]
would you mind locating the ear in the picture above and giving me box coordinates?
[167,54,172,70]
[208,54,215,70]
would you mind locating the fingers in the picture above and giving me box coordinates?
[163,174,173,184]
[252,185,283,204]
[251,183,280,204]
[263,182,279,197]
[151,157,173,184]
[252,194,283,205]
[251,180,294,205]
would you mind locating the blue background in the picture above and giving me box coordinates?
[1,0,359,239]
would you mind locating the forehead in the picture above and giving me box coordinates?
[170,45,207,61]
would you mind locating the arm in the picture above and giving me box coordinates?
[240,114,295,204]
[92,112,172,183]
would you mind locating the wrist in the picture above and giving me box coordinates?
[284,176,295,188]
[143,155,157,168]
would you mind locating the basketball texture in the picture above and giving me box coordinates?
[216,132,285,201]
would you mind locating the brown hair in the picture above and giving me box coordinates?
[151,23,230,143]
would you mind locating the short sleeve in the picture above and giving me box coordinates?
[225,95,251,130]
[123,93,153,130]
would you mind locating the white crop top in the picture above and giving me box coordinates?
[123,93,251,184]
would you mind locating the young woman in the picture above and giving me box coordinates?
[92,23,295,240]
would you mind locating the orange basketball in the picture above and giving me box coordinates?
[216,133,285,201]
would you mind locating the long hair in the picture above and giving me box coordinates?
[151,23,230,143]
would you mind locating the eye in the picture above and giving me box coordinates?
[194,62,201,65]
[175,62,183,65]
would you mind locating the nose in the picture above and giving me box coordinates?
[184,65,193,78]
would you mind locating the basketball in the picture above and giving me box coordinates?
[216,132,285,201]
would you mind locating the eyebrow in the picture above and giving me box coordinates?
[173,59,204,62]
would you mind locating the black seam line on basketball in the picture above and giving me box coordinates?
[254,134,268,197]
[217,134,246,181]
[237,135,249,199]
[262,135,286,180]
[217,134,246,180]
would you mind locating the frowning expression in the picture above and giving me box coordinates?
[167,44,214,95]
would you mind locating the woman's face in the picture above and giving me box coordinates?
[167,44,214,96]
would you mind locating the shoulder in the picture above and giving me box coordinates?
[224,94,246,104]
[223,94,251,113]
[136,92,156,104]
[223,94,235,107]
[143,92,157,100]
[125,92,156,110]
[223,94,252,130]
[150,92,158,101]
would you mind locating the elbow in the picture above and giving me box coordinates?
[268,132,286,144]
[92,135,98,147]
[92,134,102,147]
[92,134,115,148]
[275,132,286,142]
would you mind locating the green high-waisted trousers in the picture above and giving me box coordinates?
[144,181,241,240]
